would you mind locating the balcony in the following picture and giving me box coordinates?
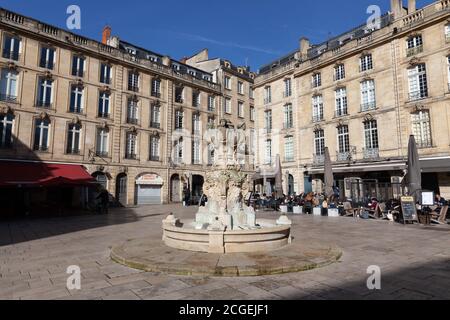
[97,112,110,119]
[417,140,433,149]
[361,101,376,112]
[175,96,184,104]
[150,122,161,129]
[363,148,379,160]
[150,156,160,162]
[283,123,294,130]
[69,107,83,114]
[283,91,292,98]
[311,82,321,89]
[151,91,161,98]
[337,151,351,162]
[406,45,423,57]
[95,151,109,158]
[34,146,48,152]
[284,157,295,163]
[335,109,348,118]
[0,94,17,102]
[128,85,139,92]
[66,149,80,155]
[312,115,324,123]
[127,117,139,125]
[36,101,52,108]
[264,98,272,105]
[313,154,325,165]
[409,90,428,102]
[2,51,19,61]
[125,153,137,160]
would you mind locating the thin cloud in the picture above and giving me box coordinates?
[173,32,282,56]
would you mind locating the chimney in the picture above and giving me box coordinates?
[299,37,310,60]
[390,0,406,19]
[102,26,111,45]
[408,0,416,13]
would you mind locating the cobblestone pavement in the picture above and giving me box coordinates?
[0,204,449,300]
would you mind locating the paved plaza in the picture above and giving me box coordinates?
[0,205,449,300]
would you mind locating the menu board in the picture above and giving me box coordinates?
[401,196,417,223]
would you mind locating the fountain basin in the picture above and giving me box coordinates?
[163,219,291,254]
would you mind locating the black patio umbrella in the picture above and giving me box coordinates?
[406,135,422,203]
[324,147,334,199]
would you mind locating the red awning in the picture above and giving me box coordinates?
[0,162,95,187]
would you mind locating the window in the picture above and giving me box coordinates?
[364,120,379,150]
[284,136,294,162]
[66,123,81,154]
[312,95,324,122]
[192,113,200,135]
[192,91,200,108]
[0,114,14,148]
[361,80,376,111]
[39,46,55,70]
[150,135,160,161]
[284,78,292,97]
[2,35,20,61]
[407,35,423,57]
[208,143,215,165]
[249,129,256,155]
[224,97,231,114]
[447,56,450,90]
[334,64,345,81]
[314,130,325,156]
[335,87,348,117]
[175,110,184,130]
[37,77,53,108]
[411,110,432,148]
[224,76,231,90]
[208,95,215,112]
[312,73,321,88]
[249,87,254,99]
[264,86,272,104]
[125,132,137,159]
[98,91,110,118]
[150,104,160,129]
[207,116,215,128]
[151,78,161,97]
[238,102,244,118]
[0,69,18,102]
[72,55,85,77]
[284,104,293,129]
[34,118,50,151]
[446,24,450,41]
[69,85,84,113]
[265,139,272,164]
[128,70,139,92]
[250,106,255,122]
[100,63,111,85]
[360,54,373,72]
[127,98,139,124]
[337,125,350,154]
[265,110,272,133]
[175,87,184,103]
[96,128,109,157]
[192,139,201,165]
[174,138,183,163]
[408,64,428,101]
[237,81,244,95]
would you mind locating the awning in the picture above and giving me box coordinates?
[0,161,95,187]
[420,157,450,173]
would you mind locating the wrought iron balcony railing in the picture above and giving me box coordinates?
[36,101,52,108]
[313,154,325,165]
[0,94,17,102]
[361,101,376,112]
[95,151,109,158]
[363,148,379,160]
[409,90,428,101]
[150,122,160,129]
[337,151,351,162]
[407,45,423,57]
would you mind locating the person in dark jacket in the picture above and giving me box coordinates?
[96,188,109,214]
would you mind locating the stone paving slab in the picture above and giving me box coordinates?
[110,237,342,277]
[1,204,449,300]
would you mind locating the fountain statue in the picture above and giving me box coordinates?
[162,119,292,253]
[195,119,256,230]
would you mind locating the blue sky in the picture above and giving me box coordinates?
[1,0,434,71]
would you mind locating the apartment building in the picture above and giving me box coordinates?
[0,8,221,211]
[183,49,257,172]
[254,0,450,200]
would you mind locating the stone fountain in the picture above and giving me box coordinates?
[162,119,292,254]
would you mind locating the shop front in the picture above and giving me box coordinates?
[135,173,164,205]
